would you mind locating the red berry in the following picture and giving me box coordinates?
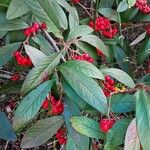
[103,89,110,97]
[10,74,20,81]
[14,51,21,58]
[56,128,67,145]
[105,75,111,82]
[41,22,47,30]
[58,137,67,145]
[109,79,115,86]
[82,53,89,60]
[32,22,40,32]
[22,57,28,66]
[42,98,49,110]
[88,57,94,63]
[96,49,104,57]
[52,101,64,115]
[88,21,95,29]
[110,86,116,92]
[23,28,31,37]
[72,0,80,4]
[29,27,35,34]
[26,58,32,66]
[99,119,115,133]
[104,83,111,90]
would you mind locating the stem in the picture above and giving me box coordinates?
[42,30,66,62]
[115,0,124,44]
[107,94,112,119]
[78,3,93,18]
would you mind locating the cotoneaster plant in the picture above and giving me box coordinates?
[0,0,150,150]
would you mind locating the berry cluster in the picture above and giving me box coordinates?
[99,119,116,133]
[89,16,118,38]
[42,95,64,115]
[102,75,115,97]
[73,53,94,63]
[14,51,32,67]
[10,74,20,81]
[135,0,150,14]
[56,128,67,145]
[71,0,80,4]
[23,22,47,37]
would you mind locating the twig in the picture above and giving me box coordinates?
[4,141,9,150]
[42,30,66,62]
[78,2,93,18]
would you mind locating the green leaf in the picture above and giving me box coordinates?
[55,0,79,30]
[133,11,150,21]
[0,0,11,7]
[70,116,105,139]
[59,63,108,113]
[0,31,7,38]
[139,74,150,85]
[0,81,23,94]
[69,7,79,30]
[64,98,89,150]
[105,119,131,149]
[55,0,72,11]
[38,0,68,30]
[128,0,136,8]
[111,93,135,113]
[76,41,97,59]
[0,13,28,31]
[79,35,109,57]
[13,80,54,131]
[136,90,150,150]
[21,52,62,96]
[68,25,93,40]
[113,45,130,74]
[21,116,64,148]
[66,135,78,150]
[137,37,150,64]
[98,8,119,22]
[24,0,61,38]
[117,1,128,12]
[61,60,104,79]
[101,68,135,88]
[6,0,29,19]
[0,112,17,141]
[124,118,141,150]
[0,42,21,67]
[24,44,47,67]
[32,35,54,55]
[99,0,115,8]
[62,80,87,110]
